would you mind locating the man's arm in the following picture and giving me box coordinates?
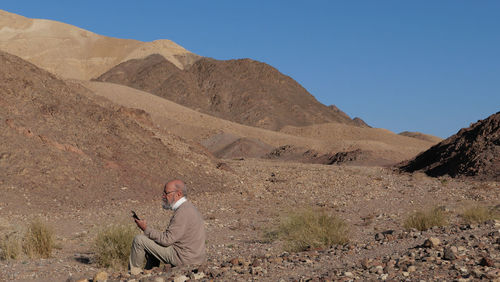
[144,211,187,247]
[135,218,147,231]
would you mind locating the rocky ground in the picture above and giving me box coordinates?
[88,220,500,281]
[0,159,499,281]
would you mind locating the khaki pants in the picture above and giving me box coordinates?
[129,234,180,271]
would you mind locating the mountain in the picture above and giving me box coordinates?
[398,131,442,143]
[81,81,437,166]
[0,51,226,212]
[96,54,363,131]
[400,112,500,181]
[0,10,438,167]
[0,9,199,80]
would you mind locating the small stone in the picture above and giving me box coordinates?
[251,259,261,267]
[443,246,457,261]
[408,265,416,272]
[485,269,500,279]
[270,257,282,264]
[360,258,371,269]
[149,266,162,274]
[494,219,500,227]
[479,257,494,267]
[251,266,263,275]
[93,271,108,282]
[173,275,189,282]
[402,272,410,277]
[423,237,441,248]
[232,266,246,274]
[385,234,395,241]
[130,267,142,276]
[230,257,239,265]
[192,272,205,280]
[375,233,384,241]
[153,277,165,282]
[343,272,353,277]
[472,268,483,278]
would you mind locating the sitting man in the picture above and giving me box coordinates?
[129,179,206,273]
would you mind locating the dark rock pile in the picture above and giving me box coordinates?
[400,112,500,181]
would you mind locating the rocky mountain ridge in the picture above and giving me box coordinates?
[400,112,500,181]
[96,54,365,131]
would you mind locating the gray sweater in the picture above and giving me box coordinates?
[144,200,206,265]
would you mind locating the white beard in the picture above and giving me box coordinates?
[162,200,172,210]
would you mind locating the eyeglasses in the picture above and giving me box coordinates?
[163,190,176,197]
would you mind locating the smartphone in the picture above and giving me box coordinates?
[131,210,140,220]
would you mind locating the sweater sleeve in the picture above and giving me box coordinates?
[144,210,187,247]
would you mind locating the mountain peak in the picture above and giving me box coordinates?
[0,9,197,80]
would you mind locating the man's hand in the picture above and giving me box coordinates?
[134,219,147,231]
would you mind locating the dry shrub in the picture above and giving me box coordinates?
[0,232,22,260]
[462,205,500,224]
[269,208,349,252]
[94,224,139,269]
[23,219,54,259]
[404,207,448,231]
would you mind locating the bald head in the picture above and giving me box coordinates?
[165,179,187,197]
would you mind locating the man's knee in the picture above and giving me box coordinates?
[132,234,149,247]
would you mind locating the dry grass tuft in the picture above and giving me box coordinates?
[462,205,500,224]
[0,232,22,260]
[23,219,55,259]
[267,208,349,252]
[404,207,448,231]
[94,224,139,269]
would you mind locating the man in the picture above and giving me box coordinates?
[129,180,206,273]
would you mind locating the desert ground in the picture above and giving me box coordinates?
[1,9,499,282]
[1,158,499,281]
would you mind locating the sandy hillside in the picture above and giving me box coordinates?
[279,123,436,161]
[399,131,443,143]
[81,81,436,164]
[0,10,200,80]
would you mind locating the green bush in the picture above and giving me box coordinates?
[268,208,349,252]
[94,224,139,269]
[404,207,448,231]
[23,219,54,259]
[462,205,500,224]
[0,232,22,260]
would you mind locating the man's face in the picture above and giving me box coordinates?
[162,185,178,209]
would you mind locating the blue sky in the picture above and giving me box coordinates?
[2,1,499,138]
